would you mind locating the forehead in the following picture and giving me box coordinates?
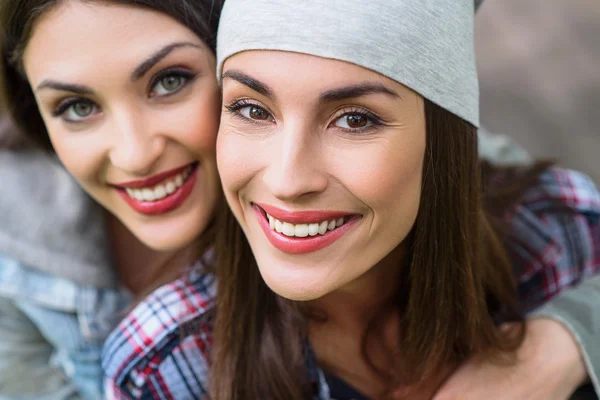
[222,50,415,99]
[23,1,202,81]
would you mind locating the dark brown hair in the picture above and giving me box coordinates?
[0,0,224,152]
[0,0,225,296]
[211,99,543,399]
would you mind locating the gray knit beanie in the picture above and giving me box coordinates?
[217,0,484,127]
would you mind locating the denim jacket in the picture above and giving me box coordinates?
[0,150,126,399]
[0,257,128,400]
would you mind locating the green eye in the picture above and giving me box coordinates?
[71,102,94,117]
[53,98,98,123]
[157,75,184,93]
[150,70,195,97]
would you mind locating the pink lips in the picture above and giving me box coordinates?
[253,203,360,254]
[115,163,198,216]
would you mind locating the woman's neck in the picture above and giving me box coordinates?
[105,212,197,295]
[307,245,406,398]
[308,244,405,333]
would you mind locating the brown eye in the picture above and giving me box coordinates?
[237,105,273,121]
[333,112,373,130]
[249,106,269,120]
[345,114,367,128]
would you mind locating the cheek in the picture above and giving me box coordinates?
[216,128,263,194]
[177,86,221,157]
[45,123,105,185]
[344,135,426,220]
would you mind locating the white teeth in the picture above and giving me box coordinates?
[154,186,166,200]
[318,221,328,235]
[266,213,349,238]
[142,188,155,201]
[123,166,194,202]
[282,222,295,236]
[166,182,176,194]
[294,224,309,237]
[133,190,144,200]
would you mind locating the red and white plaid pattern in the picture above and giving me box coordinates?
[102,167,600,400]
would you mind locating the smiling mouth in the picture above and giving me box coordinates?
[265,212,351,238]
[114,162,199,216]
[253,205,361,254]
[121,164,195,202]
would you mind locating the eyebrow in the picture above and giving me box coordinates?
[36,81,95,95]
[221,70,275,100]
[36,41,202,94]
[319,83,400,103]
[130,41,202,81]
[222,70,400,105]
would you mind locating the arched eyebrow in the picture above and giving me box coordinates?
[221,70,400,103]
[319,83,400,102]
[130,41,202,81]
[36,41,203,94]
[36,81,94,94]
[222,70,275,100]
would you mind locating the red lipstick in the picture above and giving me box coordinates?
[253,204,360,254]
[257,203,350,224]
[114,164,192,188]
[115,163,198,216]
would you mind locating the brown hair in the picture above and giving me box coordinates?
[0,0,224,152]
[211,99,540,399]
[0,115,30,149]
[0,0,225,295]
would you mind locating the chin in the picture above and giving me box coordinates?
[136,208,214,252]
[258,265,332,302]
[136,227,199,252]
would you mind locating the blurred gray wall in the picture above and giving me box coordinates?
[475,0,600,183]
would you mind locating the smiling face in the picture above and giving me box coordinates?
[23,1,221,251]
[217,51,427,300]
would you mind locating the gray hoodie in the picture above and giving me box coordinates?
[0,150,117,288]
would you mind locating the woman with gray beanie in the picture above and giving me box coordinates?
[212,0,600,399]
[101,0,599,399]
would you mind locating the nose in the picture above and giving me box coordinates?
[108,107,165,176]
[262,122,328,201]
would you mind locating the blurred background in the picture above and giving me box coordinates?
[475,0,600,183]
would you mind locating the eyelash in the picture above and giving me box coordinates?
[51,97,92,118]
[331,107,385,133]
[148,67,198,98]
[224,99,272,124]
[50,68,198,123]
[224,99,386,133]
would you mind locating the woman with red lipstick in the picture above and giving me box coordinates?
[0,0,224,398]
[211,1,600,399]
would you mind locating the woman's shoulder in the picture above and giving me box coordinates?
[0,149,116,288]
[102,258,217,400]
[507,167,600,312]
[517,167,600,214]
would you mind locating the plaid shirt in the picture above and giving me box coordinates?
[102,167,600,400]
